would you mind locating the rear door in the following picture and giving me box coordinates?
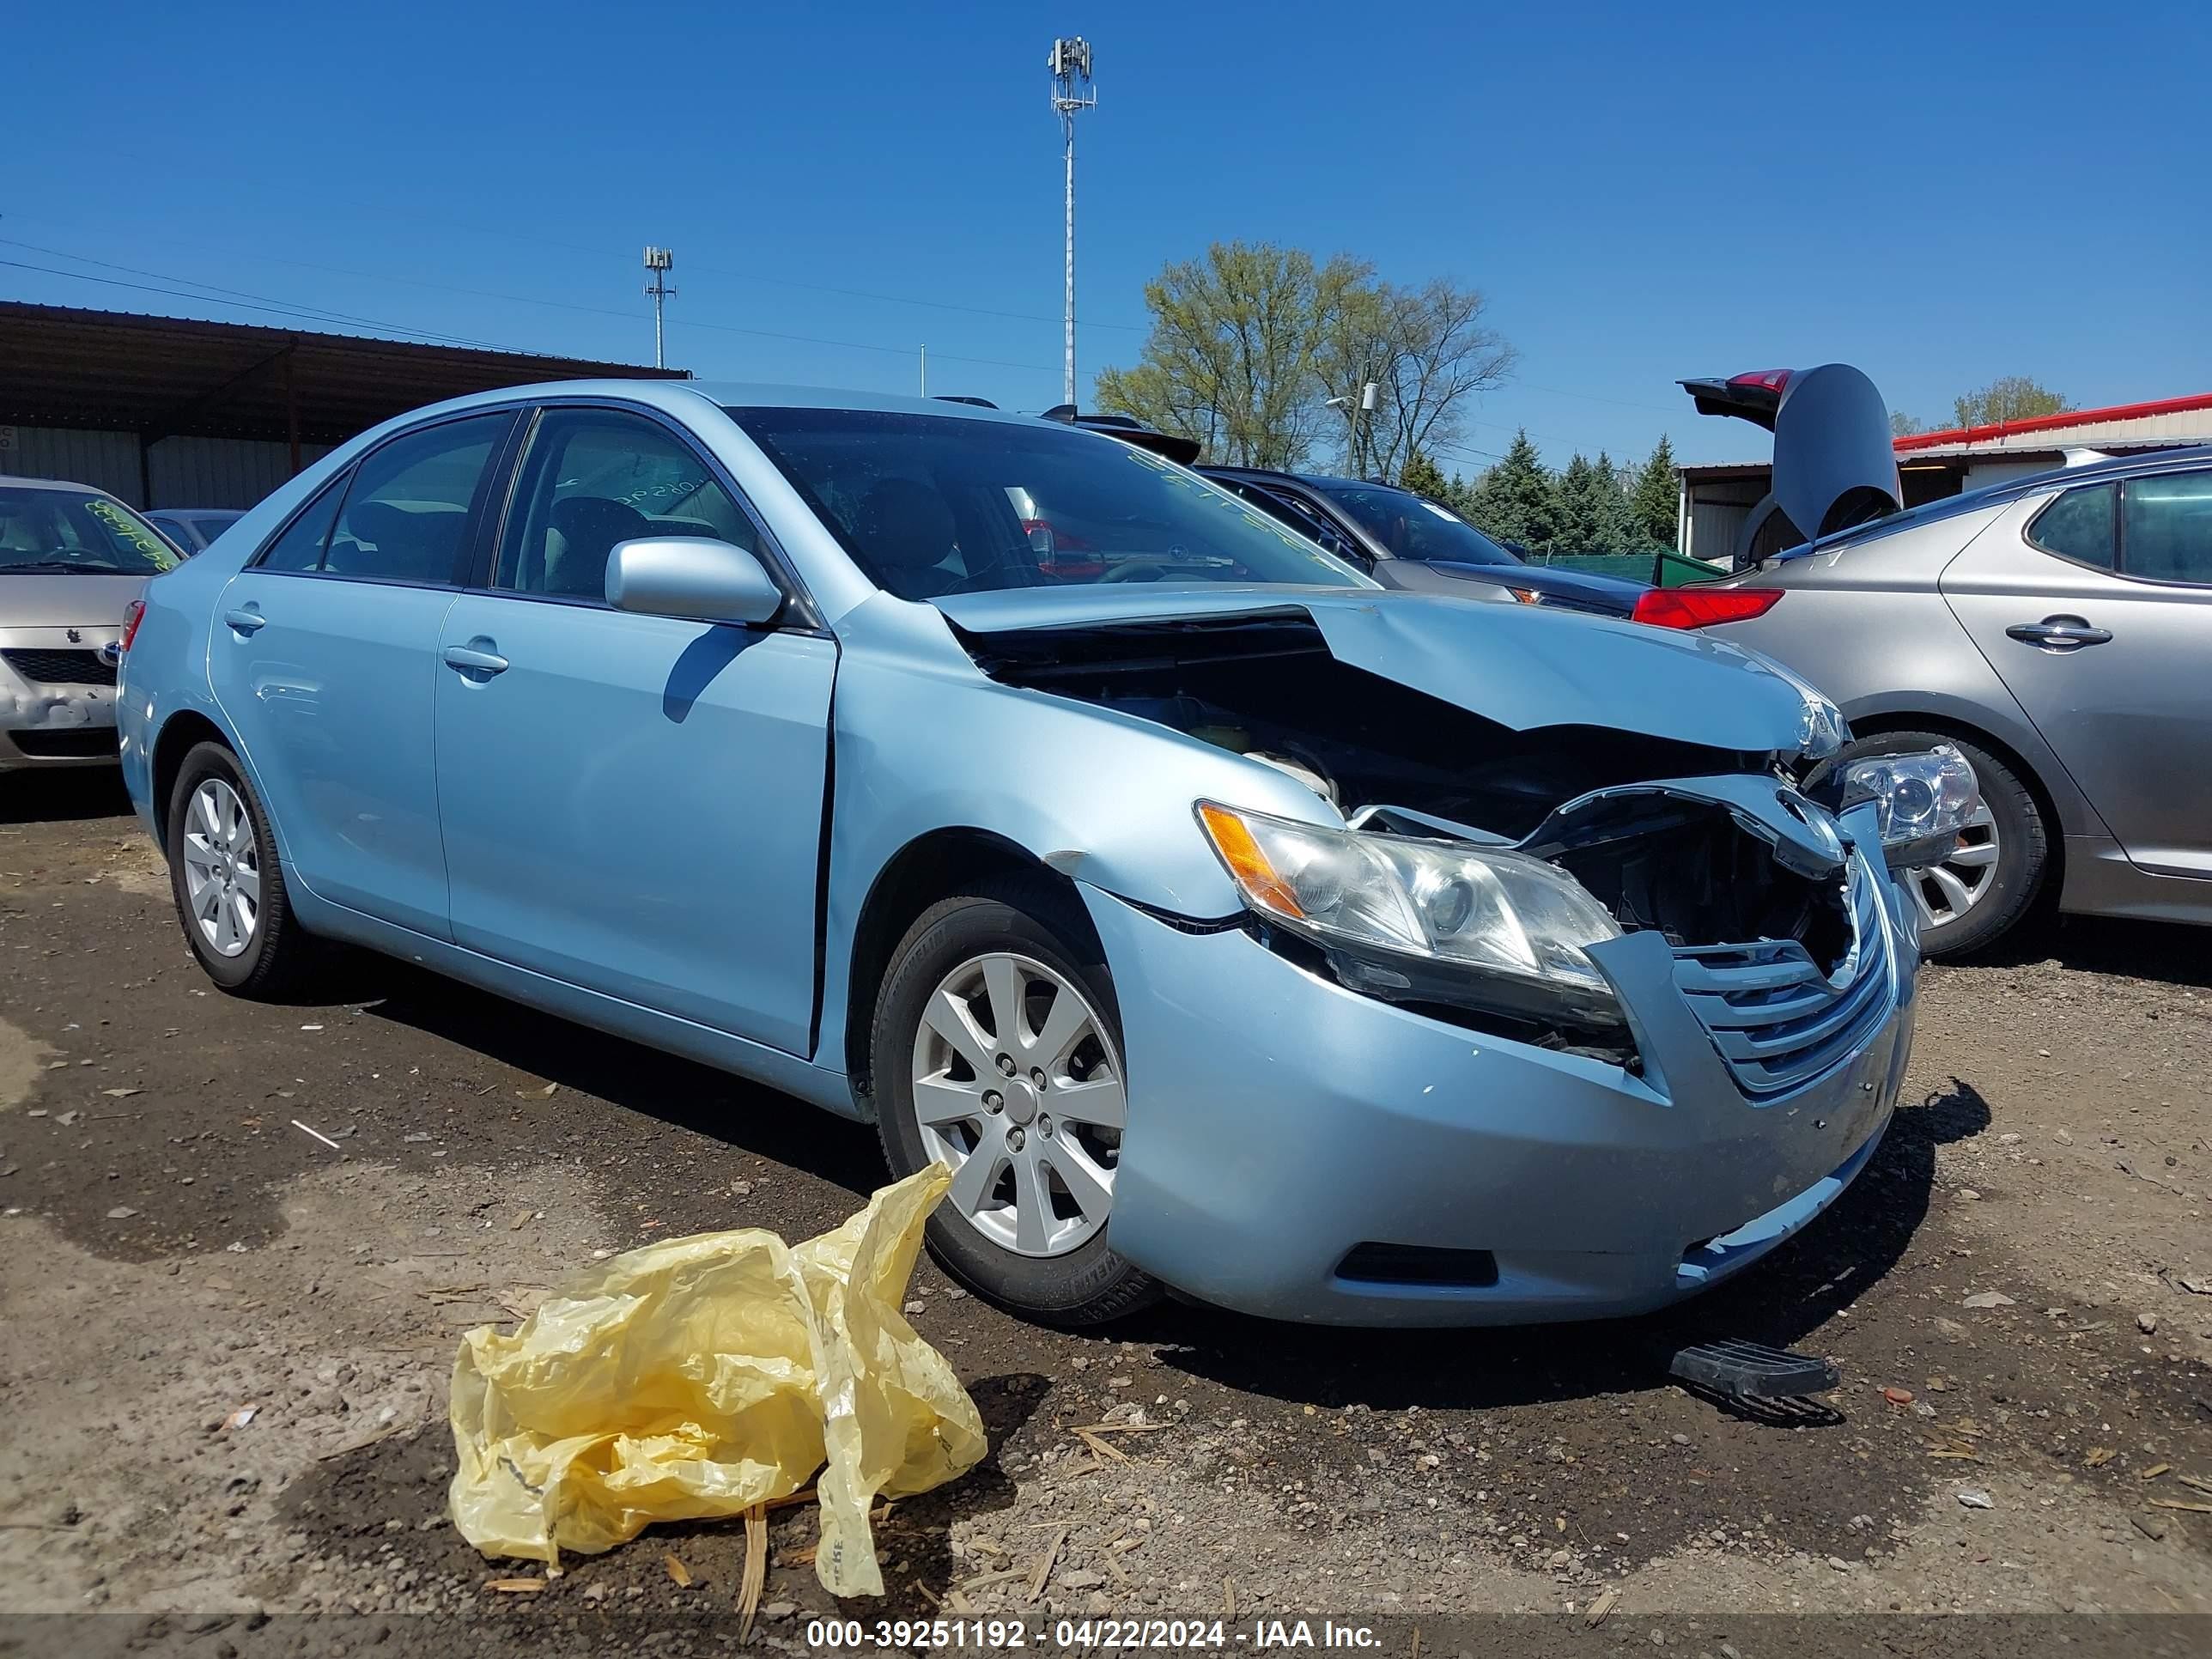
[432,404,835,1056]
[209,410,517,936]
[1940,469,2212,878]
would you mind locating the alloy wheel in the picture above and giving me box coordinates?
[1906,799,2000,931]
[908,951,1126,1258]
[181,778,261,958]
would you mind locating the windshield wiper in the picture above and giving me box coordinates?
[0,561,132,574]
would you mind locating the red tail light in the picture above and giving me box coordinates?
[1728,368,1794,393]
[1632,586,1784,629]
[119,599,147,653]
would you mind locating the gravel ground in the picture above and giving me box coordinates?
[3,773,2209,1653]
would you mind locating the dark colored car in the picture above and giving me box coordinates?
[146,508,246,556]
[1199,467,1646,617]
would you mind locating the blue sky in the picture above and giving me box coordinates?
[9,1,2207,470]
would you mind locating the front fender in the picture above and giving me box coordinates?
[814,592,1342,1071]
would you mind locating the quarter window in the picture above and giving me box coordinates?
[256,476,347,571]
[2027,483,2117,570]
[321,413,513,584]
[495,410,756,599]
[2121,471,2212,584]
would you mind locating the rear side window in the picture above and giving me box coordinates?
[256,477,347,571]
[322,413,514,584]
[2027,483,2116,569]
[2121,471,2212,584]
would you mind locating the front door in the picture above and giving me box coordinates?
[433,405,835,1056]
[1942,471,2212,879]
[209,410,515,936]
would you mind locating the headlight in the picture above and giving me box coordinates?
[1195,801,1625,1024]
[1843,744,1979,864]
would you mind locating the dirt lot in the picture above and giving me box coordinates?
[3,774,2209,1652]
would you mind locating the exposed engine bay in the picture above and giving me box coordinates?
[960,609,1861,1054]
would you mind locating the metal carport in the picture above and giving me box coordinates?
[0,302,685,508]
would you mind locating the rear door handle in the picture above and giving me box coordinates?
[222,608,266,636]
[441,643,509,677]
[2006,616,2112,652]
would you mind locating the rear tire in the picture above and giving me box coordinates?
[165,741,320,997]
[1844,729,2046,958]
[871,874,1161,1328]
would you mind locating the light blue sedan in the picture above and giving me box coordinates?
[116,383,1968,1327]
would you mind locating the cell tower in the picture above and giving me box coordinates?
[1048,38,1095,410]
[642,246,676,369]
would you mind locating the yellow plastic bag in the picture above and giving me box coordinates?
[447,1164,986,1597]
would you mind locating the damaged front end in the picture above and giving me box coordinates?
[957,603,1973,1075]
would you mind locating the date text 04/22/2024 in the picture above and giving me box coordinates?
[802,1618,1383,1650]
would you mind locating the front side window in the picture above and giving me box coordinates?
[320,412,513,584]
[0,485,180,575]
[729,407,1365,599]
[495,409,754,599]
[2027,483,2117,570]
[2121,471,2212,584]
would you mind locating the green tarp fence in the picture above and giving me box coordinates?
[1524,550,1723,588]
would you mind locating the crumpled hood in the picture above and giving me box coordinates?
[934,585,1818,756]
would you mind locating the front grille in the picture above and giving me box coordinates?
[9,727,118,759]
[2,647,114,687]
[1672,858,1893,1099]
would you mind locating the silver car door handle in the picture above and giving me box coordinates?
[222,608,266,635]
[441,644,510,675]
[2005,617,2112,651]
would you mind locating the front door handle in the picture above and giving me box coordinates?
[441,643,509,677]
[2006,616,2112,652]
[222,608,266,636]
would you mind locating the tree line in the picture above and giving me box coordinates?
[1093,240,1680,556]
[1405,433,1680,556]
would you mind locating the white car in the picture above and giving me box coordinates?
[1,477,179,770]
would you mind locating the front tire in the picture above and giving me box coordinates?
[1843,729,2046,958]
[166,741,318,997]
[871,876,1160,1327]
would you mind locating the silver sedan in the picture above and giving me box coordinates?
[1640,445,2212,955]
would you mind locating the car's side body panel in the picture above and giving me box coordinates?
[208,568,459,937]
[434,591,836,1057]
[1698,501,2109,842]
[1939,497,2212,882]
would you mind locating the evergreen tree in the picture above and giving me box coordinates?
[1556,453,1599,552]
[1627,435,1679,550]
[1398,449,1450,499]
[1466,430,1562,553]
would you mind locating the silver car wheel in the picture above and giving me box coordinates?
[1907,799,2000,930]
[909,951,1126,1259]
[181,778,261,959]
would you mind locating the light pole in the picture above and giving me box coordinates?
[1328,381,1379,475]
[642,246,676,370]
[1048,38,1095,410]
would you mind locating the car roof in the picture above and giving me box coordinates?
[1799,442,2212,556]
[0,475,120,495]
[1199,465,1404,493]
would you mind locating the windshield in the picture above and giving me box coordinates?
[728,408,1366,599]
[1308,482,1520,567]
[0,485,181,575]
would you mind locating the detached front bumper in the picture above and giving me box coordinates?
[1082,852,1917,1327]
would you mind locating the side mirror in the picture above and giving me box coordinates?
[605,538,782,626]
